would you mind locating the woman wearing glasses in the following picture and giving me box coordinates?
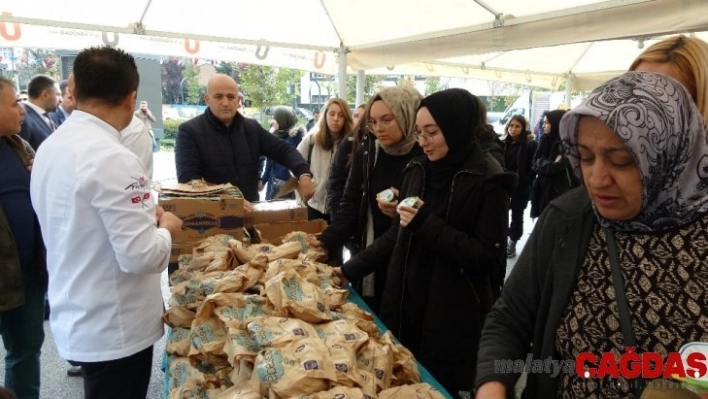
[337,88,516,397]
[313,87,422,312]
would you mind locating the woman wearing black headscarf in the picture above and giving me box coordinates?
[338,88,516,397]
[260,106,304,200]
[530,109,578,218]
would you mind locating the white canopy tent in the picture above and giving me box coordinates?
[369,32,708,91]
[1,0,707,97]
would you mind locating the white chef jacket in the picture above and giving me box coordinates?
[30,110,171,362]
[120,115,154,179]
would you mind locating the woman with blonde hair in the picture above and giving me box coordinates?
[297,97,353,223]
[630,34,708,121]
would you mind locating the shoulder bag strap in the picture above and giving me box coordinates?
[605,228,646,398]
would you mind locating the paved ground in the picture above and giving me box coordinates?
[0,151,534,398]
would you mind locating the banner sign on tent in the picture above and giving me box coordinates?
[0,22,340,75]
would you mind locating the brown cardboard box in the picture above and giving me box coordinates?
[244,199,308,227]
[160,187,245,241]
[253,219,327,245]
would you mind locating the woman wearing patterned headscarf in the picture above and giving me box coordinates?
[313,87,423,313]
[337,88,516,396]
[476,72,708,398]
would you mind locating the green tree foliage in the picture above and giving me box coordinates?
[16,49,60,88]
[160,119,181,151]
[160,58,184,104]
[345,74,384,105]
[486,81,522,112]
[239,65,304,108]
[239,65,278,108]
[182,61,202,105]
[215,61,242,83]
[276,67,304,107]
[424,77,446,95]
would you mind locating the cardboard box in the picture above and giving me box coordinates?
[244,199,308,227]
[253,219,327,245]
[160,187,245,241]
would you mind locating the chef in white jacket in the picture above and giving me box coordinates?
[30,46,182,398]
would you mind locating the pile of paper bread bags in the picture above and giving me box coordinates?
[163,232,446,399]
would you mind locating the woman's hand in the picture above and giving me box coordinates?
[377,198,399,218]
[332,266,349,287]
[397,199,424,227]
[376,187,400,218]
[475,381,506,398]
[309,238,328,254]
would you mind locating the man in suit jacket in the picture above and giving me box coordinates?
[19,75,60,150]
[0,75,47,399]
[48,79,74,127]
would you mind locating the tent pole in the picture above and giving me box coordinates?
[139,0,154,24]
[565,74,574,108]
[338,46,347,101]
[356,70,365,106]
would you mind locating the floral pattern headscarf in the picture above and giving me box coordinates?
[560,71,708,232]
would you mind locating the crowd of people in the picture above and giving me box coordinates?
[1,34,707,399]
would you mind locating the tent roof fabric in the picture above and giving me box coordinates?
[1,0,707,90]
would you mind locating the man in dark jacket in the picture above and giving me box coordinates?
[48,79,74,128]
[0,76,47,399]
[175,74,315,206]
[18,74,61,150]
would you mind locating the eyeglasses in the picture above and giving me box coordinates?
[413,129,441,144]
[367,118,394,133]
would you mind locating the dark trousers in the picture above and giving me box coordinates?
[508,204,526,242]
[72,345,153,399]
[0,261,46,399]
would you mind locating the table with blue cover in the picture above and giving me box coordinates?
[163,286,453,398]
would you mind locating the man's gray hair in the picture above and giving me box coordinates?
[0,76,16,96]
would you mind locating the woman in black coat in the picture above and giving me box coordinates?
[530,109,577,218]
[325,115,366,222]
[337,88,516,397]
[314,87,423,313]
[502,115,537,257]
